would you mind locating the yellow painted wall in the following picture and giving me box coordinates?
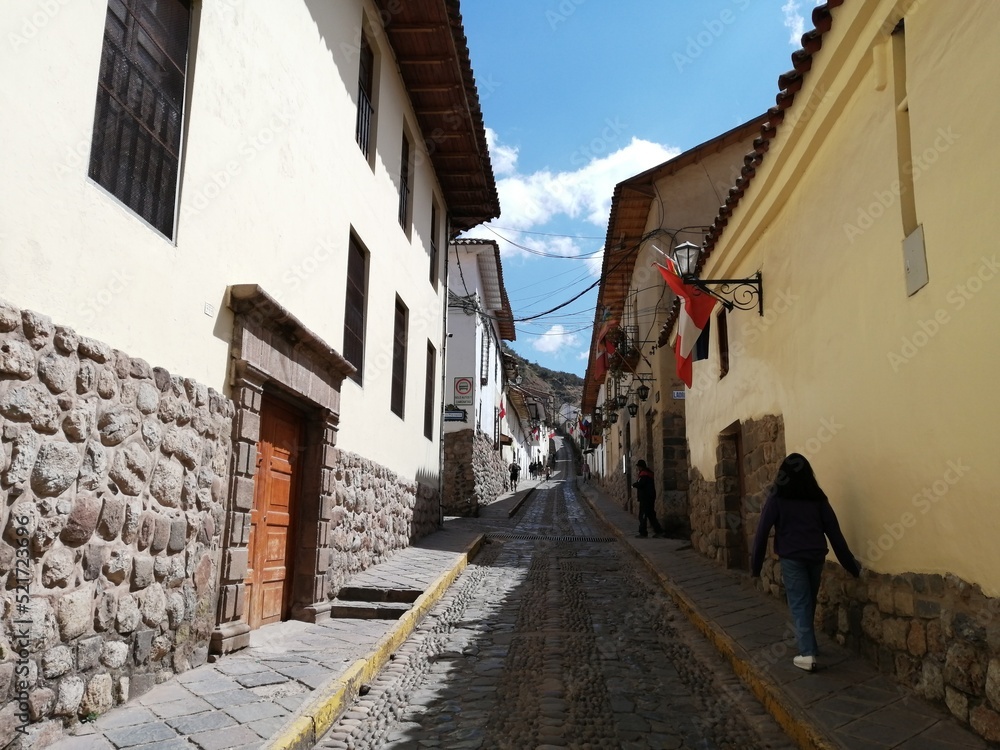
[687,0,1000,594]
[0,0,450,479]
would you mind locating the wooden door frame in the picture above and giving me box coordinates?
[212,285,354,656]
[718,422,749,570]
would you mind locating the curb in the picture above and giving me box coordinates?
[264,533,486,750]
[580,486,838,750]
[507,484,537,518]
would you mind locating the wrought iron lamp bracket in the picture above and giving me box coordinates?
[686,271,763,316]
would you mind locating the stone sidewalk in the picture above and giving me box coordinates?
[43,525,494,750]
[44,471,992,749]
[576,479,993,750]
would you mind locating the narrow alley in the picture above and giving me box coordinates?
[314,441,795,749]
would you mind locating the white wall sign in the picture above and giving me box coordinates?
[454,377,473,405]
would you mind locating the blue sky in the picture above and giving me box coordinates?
[458,0,820,376]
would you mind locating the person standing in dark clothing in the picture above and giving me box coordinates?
[631,460,664,538]
[751,453,861,672]
[508,461,520,491]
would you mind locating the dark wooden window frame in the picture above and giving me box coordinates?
[390,296,408,418]
[398,130,412,230]
[89,0,192,239]
[343,234,368,384]
[356,31,375,161]
[429,203,440,288]
[423,341,436,440]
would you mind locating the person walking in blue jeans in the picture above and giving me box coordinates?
[750,453,861,672]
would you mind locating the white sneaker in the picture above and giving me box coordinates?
[793,655,817,672]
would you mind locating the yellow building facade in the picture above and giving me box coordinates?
[672,0,1000,739]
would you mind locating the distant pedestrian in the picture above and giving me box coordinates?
[750,453,861,672]
[631,460,664,538]
[508,462,520,491]
[581,462,590,482]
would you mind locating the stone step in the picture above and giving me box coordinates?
[327,599,412,619]
[336,586,422,603]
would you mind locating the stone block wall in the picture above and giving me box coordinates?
[689,415,784,567]
[660,412,689,535]
[0,299,232,738]
[598,473,628,514]
[441,429,505,517]
[809,565,1000,742]
[324,449,439,596]
[687,470,717,559]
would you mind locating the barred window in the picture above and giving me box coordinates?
[424,342,436,440]
[89,0,191,239]
[429,203,440,288]
[391,297,408,417]
[398,131,411,230]
[344,235,367,384]
[356,33,375,160]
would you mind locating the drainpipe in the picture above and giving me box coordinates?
[437,218,452,529]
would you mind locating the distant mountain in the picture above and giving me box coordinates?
[503,345,584,419]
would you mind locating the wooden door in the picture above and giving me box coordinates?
[245,395,302,629]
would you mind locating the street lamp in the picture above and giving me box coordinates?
[635,382,650,402]
[627,403,639,418]
[671,241,764,316]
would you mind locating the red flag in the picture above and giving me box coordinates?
[655,258,717,387]
[498,399,506,419]
[591,317,617,381]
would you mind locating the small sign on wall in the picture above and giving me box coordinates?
[672,390,685,400]
[454,377,473,406]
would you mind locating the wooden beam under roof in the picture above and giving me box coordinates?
[397,55,453,65]
[408,84,462,93]
[386,23,440,32]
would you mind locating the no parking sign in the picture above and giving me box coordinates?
[454,377,473,405]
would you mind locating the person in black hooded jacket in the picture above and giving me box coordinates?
[631,460,664,538]
[751,453,861,672]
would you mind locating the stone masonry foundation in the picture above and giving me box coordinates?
[442,429,506,517]
[686,411,1000,743]
[0,298,232,741]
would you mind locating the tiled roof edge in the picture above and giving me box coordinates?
[657,0,845,347]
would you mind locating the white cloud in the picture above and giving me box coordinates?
[782,1,805,45]
[465,132,678,271]
[583,248,605,280]
[485,128,519,176]
[495,137,678,231]
[782,0,823,46]
[532,324,580,354]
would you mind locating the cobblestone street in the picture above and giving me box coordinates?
[315,476,796,750]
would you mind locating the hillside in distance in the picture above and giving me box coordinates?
[503,345,584,417]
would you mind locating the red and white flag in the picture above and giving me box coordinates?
[655,257,717,387]
[591,315,617,382]
[498,398,506,419]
